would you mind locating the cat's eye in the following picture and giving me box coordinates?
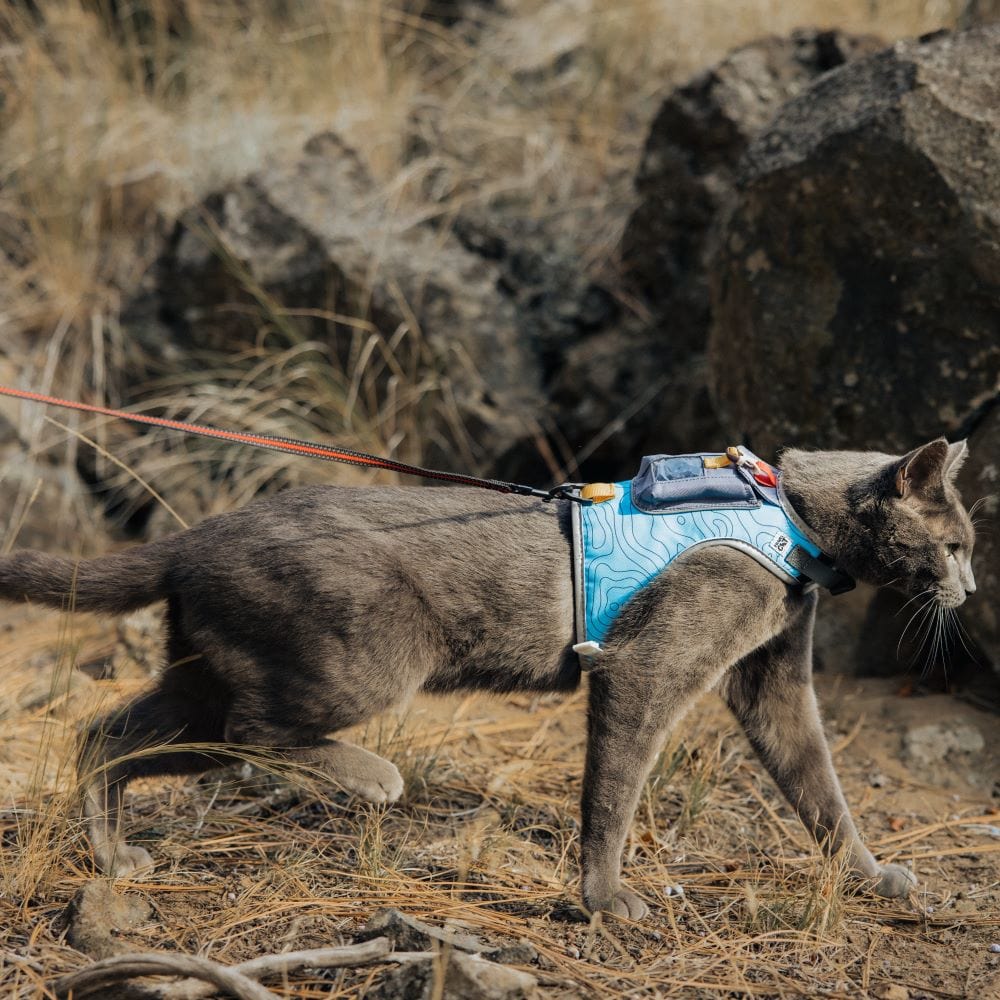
[946,542,961,555]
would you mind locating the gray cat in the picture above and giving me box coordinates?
[0,438,975,918]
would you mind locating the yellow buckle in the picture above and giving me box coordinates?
[580,482,616,503]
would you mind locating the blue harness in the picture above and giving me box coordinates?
[571,449,850,651]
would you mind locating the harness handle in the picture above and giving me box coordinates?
[0,384,593,505]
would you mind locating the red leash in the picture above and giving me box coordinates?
[0,384,587,503]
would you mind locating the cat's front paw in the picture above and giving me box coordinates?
[874,863,916,898]
[97,843,154,878]
[582,884,649,920]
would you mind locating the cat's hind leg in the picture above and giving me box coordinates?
[277,740,404,804]
[223,690,405,806]
[79,670,228,876]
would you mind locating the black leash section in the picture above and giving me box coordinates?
[0,385,591,504]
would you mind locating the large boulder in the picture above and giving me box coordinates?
[128,133,546,476]
[623,27,882,353]
[707,25,1000,681]
[708,26,1000,456]
[549,29,882,478]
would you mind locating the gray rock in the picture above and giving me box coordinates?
[708,26,1000,457]
[135,133,545,475]
[442,952,537,1000]
[60,880,152,959]
[489,940,538,966]
[903,720,985,766]
[366,950,537,1000]
[624,27,882,346]
[566,29,883,472]
[356,908,493,955]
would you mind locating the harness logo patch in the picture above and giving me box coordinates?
[770,532,792,556]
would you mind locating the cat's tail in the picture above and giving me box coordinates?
[0,540,174,615]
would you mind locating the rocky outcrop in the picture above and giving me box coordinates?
[548,29,883,475]
[707,25,1000,680]
[708,26,1000,456]
[623,27,882,351]
[128,133,546,475]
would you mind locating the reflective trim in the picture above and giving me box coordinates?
[571,501,586,647]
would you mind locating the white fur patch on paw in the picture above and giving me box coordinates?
[101,844,154,878]
[875,863,917,898]
[340,763,404,804]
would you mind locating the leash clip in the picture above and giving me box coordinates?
[545,483,593,505]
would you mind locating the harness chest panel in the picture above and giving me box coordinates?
[572,454,822,645]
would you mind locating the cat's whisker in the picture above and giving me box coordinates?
[918,603,945,679]
[897,593,936,660]
[901,595,935,648]
[948,607,981,665]
[968,496,989,518]
[895,588,935,617]
[917,597,947,668]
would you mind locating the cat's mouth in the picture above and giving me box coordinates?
[934,588,967,610]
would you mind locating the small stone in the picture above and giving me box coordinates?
[367,951,537,999]
[59,880,152,959]
[491,941,538,965]
[445,952,537,999]
[356,908,490,955]
[876,985,909,1000]
[903,722,984,767]
[664,884,685,898]
[989,943,1000,953]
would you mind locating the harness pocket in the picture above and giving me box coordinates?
[631,453,758,513]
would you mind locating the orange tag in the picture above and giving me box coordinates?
[753,462,778,488]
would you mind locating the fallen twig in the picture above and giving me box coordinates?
[54,937,394,999]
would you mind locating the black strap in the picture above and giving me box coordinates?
[786,546,855,595]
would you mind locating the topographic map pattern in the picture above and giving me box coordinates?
[580,481,819,643]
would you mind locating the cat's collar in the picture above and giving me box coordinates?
[775,476,856,596]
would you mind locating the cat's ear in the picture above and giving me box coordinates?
[942,439,969,482]
[893,438,949,499]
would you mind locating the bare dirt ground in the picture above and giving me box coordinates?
[1,605,998,998]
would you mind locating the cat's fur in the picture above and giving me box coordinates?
[0,438,975,917]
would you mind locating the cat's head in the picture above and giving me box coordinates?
[781,439,976,607]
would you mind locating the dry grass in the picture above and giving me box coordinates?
[2,607,998,998]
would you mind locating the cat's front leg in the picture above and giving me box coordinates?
[579,666,665,919]
[724,611,916,899]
